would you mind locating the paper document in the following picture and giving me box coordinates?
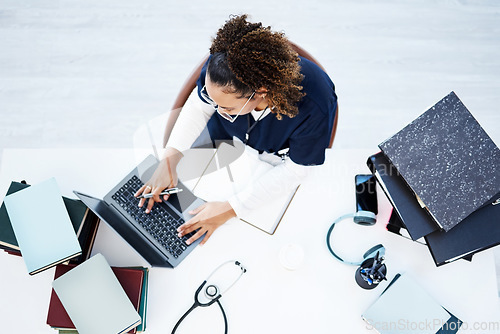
[185,142,298,235]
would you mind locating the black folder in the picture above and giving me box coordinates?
[367,152,438,240]
[378,91,500,232]
[385,205,473,262]
[368,152,500,266]
[425,195,500,266]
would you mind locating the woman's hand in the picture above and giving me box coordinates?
[177,201,236,245]
[134,148,183,213]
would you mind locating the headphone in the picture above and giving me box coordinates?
[326,210,387,288]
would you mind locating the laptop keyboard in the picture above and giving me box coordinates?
[111,175,194,258]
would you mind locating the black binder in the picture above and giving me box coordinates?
[367,152,438,240]
[368,152,496,265]
[378,91,500,232]
[425,194,500,266]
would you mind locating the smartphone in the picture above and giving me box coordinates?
[355,174,378,214]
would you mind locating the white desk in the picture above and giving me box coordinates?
[0,148,499,334]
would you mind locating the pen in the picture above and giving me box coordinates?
[136,188,183,199]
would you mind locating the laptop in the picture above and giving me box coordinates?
[74,154,205,268]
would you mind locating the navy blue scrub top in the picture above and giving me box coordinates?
[196,56,337,166]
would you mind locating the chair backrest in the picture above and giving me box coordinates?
[163,42,338,148]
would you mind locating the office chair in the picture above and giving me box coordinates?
[162,41,339,149]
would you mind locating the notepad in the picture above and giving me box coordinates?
[362,274,451,334]
[4,178,82,275]
[187,141,298,235]
[52,254,141,334]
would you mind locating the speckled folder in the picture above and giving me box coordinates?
[379,91,500,232]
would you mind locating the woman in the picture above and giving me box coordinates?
[135,14,337,245]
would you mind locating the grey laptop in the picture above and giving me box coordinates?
[74,155,205,268]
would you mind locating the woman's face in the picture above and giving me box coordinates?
[205,75,264,118]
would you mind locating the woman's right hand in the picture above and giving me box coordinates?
[134,148,183,213]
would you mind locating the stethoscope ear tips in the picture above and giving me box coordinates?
[235,261,248,273]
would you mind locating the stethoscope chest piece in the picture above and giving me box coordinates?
[205,284,219,299]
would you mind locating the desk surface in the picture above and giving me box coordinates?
[0,148,499,334]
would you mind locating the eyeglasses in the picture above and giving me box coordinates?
[201,85,255,123]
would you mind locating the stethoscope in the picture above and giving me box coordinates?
[244,107,268,144]
[171,260,247,334]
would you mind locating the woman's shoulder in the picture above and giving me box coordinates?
[297,56,337,117]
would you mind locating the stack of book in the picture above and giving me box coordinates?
[368,91,500,266]
[46,255,148,333]
[47,254,148,334]
[0,179,100,274]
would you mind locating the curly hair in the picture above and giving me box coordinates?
[208,14,305,119]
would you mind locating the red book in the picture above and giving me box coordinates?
[47,263,144,333]
[3,249,21,256]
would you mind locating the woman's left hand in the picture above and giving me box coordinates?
[177,201,236,246]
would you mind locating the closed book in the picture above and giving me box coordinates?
[4,178,82,275]
[367,152,438,240]
[47,263,145,333]
[52,254,141,334]
[2,248,21,257]
[379,91,500,232]
[124,267,149,333]
[1,181,97,263]
[72,212,100,264]
[3,216,99,264]
[0,182,27,249]
[61,195,100,265]
[138,268,148,333]
[362,274,462,334]
[63,197,89,239]
[424,194,500,266]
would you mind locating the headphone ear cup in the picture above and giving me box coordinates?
[353,210,377,226]
[363,244,385,261]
